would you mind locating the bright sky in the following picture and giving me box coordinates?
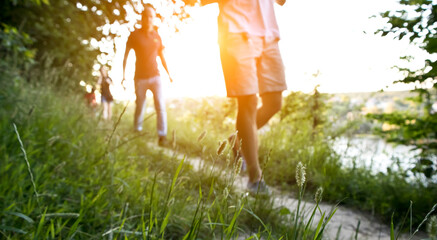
[103,0,429,100]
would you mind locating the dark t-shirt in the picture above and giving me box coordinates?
[101,77,113,102]
[126,29,163,81]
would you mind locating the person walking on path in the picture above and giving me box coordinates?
[201,0,288,194]
[98,66,114,121]
[122,3,173,146]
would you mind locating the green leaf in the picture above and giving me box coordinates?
[4,211,34,223]
[34,209,47,240]
[160,210,171,234]
[0,225,27,234]
[390,213,395,240]
[279,207,291,216]
[419,159,433,166]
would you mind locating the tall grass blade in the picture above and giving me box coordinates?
[67,212,82,240]
[226,203,245,237]
[293,186,304,240]
[409,203,437,239]
[354,220,360,240]
[391,213,395,240]
[303,203,318,236]
[160,210,171,236]
[395,201,413,240]
[148,173,158,239]
[313,212,325,240]
[106,101,129,150]
[34,208,46,240]
[4,211,34,224]
[410,201,413,236]
[40,213,80,219]
[165,156,185,204]
[48,220,54,239]
[317,206,338,240]
[13,123,40,209]
[0,225,27,234]
[243,208,269,234]
[335,225,342,240]
[183,188,203,240]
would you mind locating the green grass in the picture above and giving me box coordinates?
[2,72,435,239]
[164,94,437,235]
[0,82,337,239]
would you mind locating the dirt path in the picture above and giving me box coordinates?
[155,144,425,240]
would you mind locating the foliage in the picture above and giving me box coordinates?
[0,23,36,119]
[0,0,135,89]
[262,88,337,187]
[0,78,336,239]
[280,86,329,135]
[0,0,198,91]
[0,23,35,64]
[370,0,437,178]
[168,91,437,229]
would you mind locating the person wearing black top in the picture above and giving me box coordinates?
[98,66,114,120]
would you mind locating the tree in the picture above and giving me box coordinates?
[368,0,436,179]
[0,0,195,90]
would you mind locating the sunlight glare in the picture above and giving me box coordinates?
[106,0,430,101]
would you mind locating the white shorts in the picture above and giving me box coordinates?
[219,33,287,97]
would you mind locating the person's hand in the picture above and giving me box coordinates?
[169,77,174,83]
[276,0,286,6]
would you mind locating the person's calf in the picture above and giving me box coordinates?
[257,91,283,128]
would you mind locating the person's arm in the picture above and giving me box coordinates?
[107,77,114,85]
[97,72,103,85]
[159,50,173,83]
[122,43,132,89]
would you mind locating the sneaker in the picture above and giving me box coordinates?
[247,180,271,196]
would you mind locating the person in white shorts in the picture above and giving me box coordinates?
[122,4,173,146]
[202,0,287,194]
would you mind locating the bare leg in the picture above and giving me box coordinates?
[237,94,261,183]
[234,91,282,182]
[107,102,112,120]
[103,101,109,120]
[256,91,282,129]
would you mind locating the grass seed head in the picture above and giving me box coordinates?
[172,130,176,148]
[235,157,243,175]
[168,198,175,207]
[315,187,323,203]
[197,130,207,142]
[217,140,227,155]
[223,187,229,199]
[428,215,437,238]
[226,155,230,167]
[228,132,237,148]
[296,162,306,188]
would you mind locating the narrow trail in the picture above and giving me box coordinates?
[152,142,425,240]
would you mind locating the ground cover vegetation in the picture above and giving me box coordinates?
[1,64,339,238]
[0,11,333,237]
[164,88,437,231]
